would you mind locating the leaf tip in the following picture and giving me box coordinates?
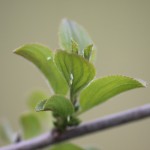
[62,17,68,22]
[35,100,47,112]
[135,78,147,87]
[61,18,72,24]
[13,45,23,54]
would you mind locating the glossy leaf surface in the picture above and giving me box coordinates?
[14,44,68,95]
[80,75,146,112]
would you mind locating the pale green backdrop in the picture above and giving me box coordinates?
[0,0,150,149]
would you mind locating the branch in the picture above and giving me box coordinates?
[1,104,150,150]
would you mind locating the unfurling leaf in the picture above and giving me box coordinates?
[71,39,79,54]
[35,100,47,111]
[26,90,52,127]
[20,113,42,139]
[35,95,74,118]
[14,44,68,95]
[84,44,93,61]
[27,90,48,110]
[55,51,95,99]
[80,75,146,113]
[59,19,95,56]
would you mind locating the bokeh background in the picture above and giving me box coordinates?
[0,0,150,149]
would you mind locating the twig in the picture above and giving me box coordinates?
[1,104,150,150]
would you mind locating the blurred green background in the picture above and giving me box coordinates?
[0,0,150,149]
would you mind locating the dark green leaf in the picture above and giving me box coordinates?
[55,51,95,98]
[20,113,42,139]
[35,95,74,118]
[59,19,95,55]
[14,44,68,95]
[51,143,84,150]
[80,75,146,113]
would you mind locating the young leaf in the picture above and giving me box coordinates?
[71,39,79,54]
[59,19,95,55]
[35,95,74,118]
[35,100,47,111]
[27,90,48,110]
[51,143,84,150]
[84,44,93,61]
[20,113,42,139]
[80,75,146,113]
[14,44,68,95]
[27,91,52,128]
[55,51,95,98]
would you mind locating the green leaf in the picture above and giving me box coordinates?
[55,51,95,98]
[51,143,84,150]
[14,44,68,95]
[27,91,52,129]
[20,113,42,139]
[27,90,48,110]
[35,95,74,118]
[0,120,15,143]
[84,44,93,61]
[80,75,146,113]
[35,100,47,111]
[71,39,79,54]
[59,19,95,55]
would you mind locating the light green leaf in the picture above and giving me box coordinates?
[59,19,95,55]
[51,143,84,150]
[27,91,52,129]
[71,39,79,54]
[84,44,93,61]
[20,113,42,139]
[0,120,15,143]
[35,95,74,118]
[14,44,68,95]
[80,75,146,112]
[55,51,95,98]
[27,90,48,110]
[35,100,47,111]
